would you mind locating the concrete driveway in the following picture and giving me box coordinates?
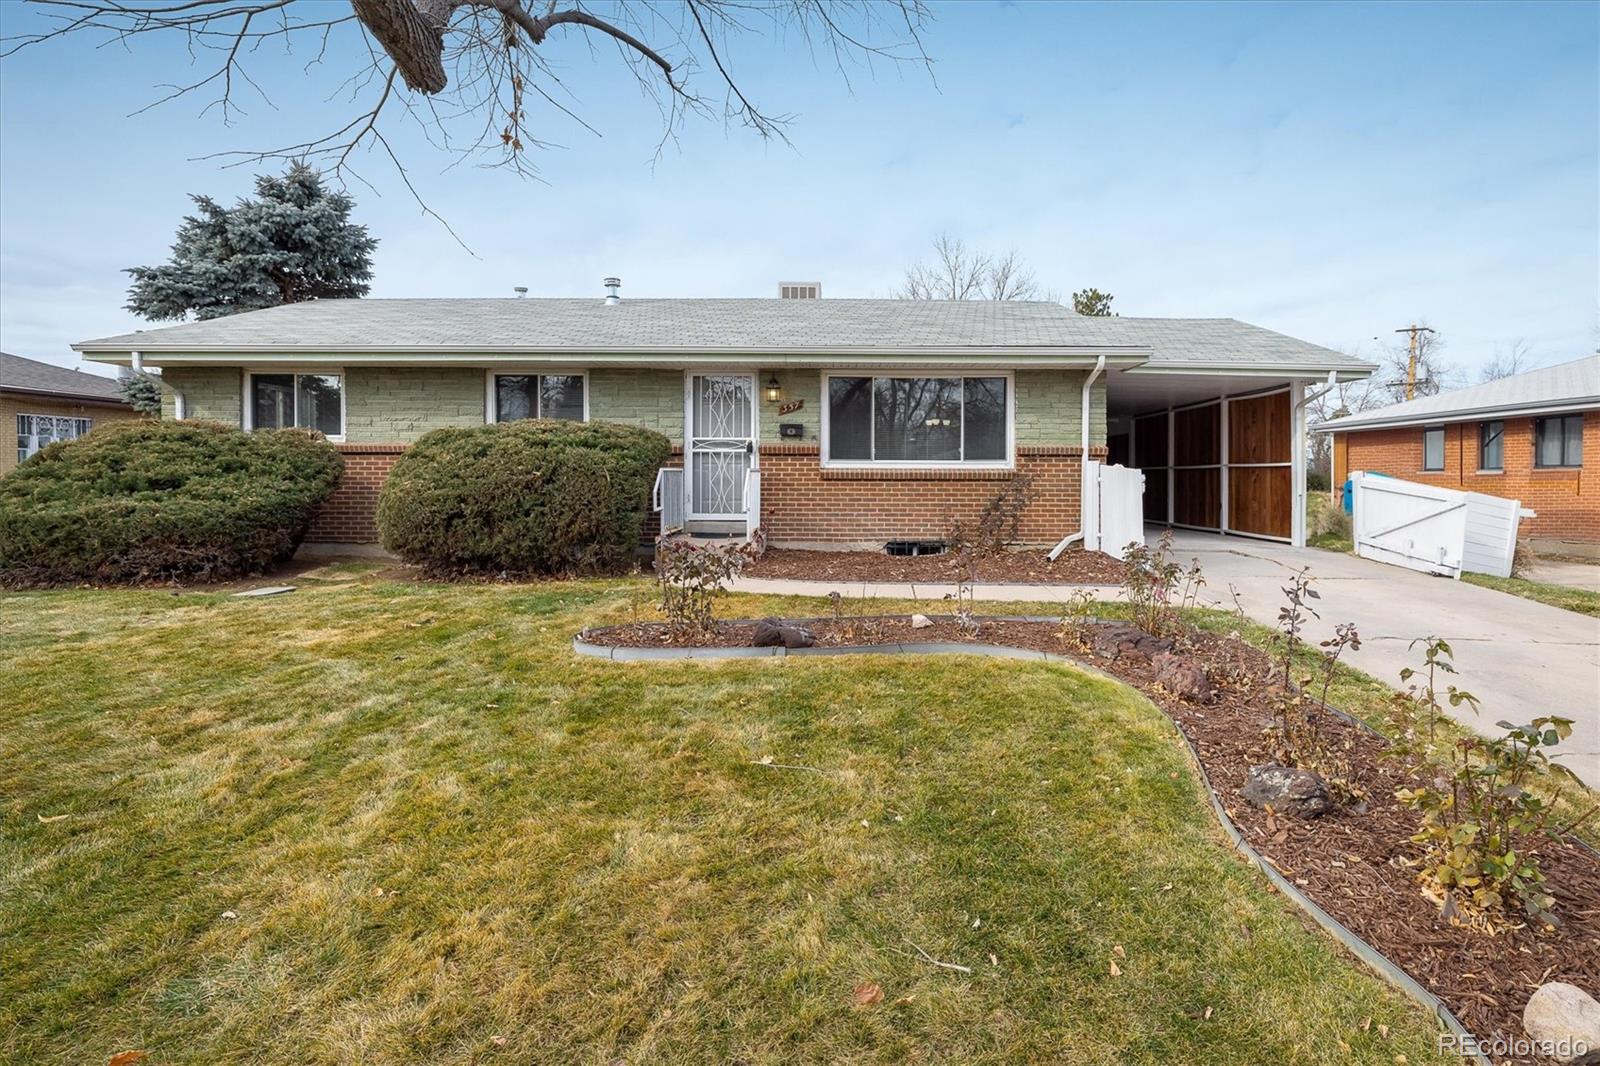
[1161,530,1600,787]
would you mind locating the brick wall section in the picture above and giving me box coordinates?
[758,444,1099,547]
[305,442,1097,547]
[345,367,484,442]
[590,368,685,439]
[1333,411,1597,544]
[304,444,405,543]
[161,367,243,422]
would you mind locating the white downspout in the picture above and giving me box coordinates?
[130,350,143,373]
[1048,354,1107,561]
[1290,371,1338,548]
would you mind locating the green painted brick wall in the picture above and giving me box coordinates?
[588,368,685,441]
[158,363,1105,449]
[344,367,484,443]
[161,367,242,424]
[1014,369,1105,445]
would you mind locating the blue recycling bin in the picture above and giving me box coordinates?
[1341,478,1353,514]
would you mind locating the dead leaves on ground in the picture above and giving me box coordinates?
[852,982,884,1007]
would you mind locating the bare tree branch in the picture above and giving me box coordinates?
[899,234,1042,301]
[5,0,932,190]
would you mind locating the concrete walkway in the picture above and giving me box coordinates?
[733,531,1600,786]
[1522,558,1600,593]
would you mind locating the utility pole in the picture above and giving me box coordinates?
[1394,324,1436,400]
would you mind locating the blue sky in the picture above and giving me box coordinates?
[1,0,1595,378]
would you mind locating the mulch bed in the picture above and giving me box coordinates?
[743,547,1125,585]
[582,614,1600,1064]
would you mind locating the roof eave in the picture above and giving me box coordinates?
[1124,362,1376,379]
[0,384,131,406]
[1314,397,1600,433]
[76,345,1156,368]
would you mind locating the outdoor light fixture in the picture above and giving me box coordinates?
[764,374,782,402]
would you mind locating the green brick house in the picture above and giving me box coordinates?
[74,289,1371,549]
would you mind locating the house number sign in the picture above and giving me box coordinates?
[778,399,805,415]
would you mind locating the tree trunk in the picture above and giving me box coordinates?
[351,0,455,94]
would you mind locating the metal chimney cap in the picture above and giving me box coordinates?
[603,277,621,305]
[513,286,528,297]
[602,277,621,288]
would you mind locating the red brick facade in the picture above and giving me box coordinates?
[1332,411,1597,545]
[758,444,1094,546]
[304,442,1095,547]
[305,444,406,544]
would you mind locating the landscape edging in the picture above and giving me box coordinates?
[571,624,1491,1063]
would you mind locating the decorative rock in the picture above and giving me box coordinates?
[1240,763,1331,819]
[1525,982,1600,1065]
[1090,624,1173,663]
[1153,651,1215,703]
[910,614,934,629]
[752,619,816,649]
[233,585,295,598]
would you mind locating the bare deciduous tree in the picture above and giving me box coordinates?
[1305,352,1384,479]
[898,234,1044,301]
[1479,339,1535,382]
[3,1,932,207]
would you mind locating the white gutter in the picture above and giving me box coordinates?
[1299,369,1338,410]
[1048,354,1107,561]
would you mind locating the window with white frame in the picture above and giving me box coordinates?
[490,373,586,422]
[16,413,93,464]
[824,374,1009,465]
[248,373,343,436]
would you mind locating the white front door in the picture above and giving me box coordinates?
[686,373,756,520]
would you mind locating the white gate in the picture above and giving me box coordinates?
[1350,472,1530,579]
[1077,460,1145,561]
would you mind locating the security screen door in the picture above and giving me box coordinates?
[687,374,755,519]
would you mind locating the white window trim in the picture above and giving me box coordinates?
[17,412,94,463]
[819,370,1015,469]
[484,369,590,423]
[242,368,347,442]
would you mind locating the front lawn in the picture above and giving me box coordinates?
[1,575,1453,1064]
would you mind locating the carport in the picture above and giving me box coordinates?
[1106,370,1321,545]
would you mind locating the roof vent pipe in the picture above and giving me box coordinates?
[513,286,528,298]
[603,277,621,306]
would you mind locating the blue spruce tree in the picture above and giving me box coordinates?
[126,163,377,321]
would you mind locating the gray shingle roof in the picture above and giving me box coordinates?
[1,351,130,403]
[1316,354,1600,432]
[73,298,1370,373]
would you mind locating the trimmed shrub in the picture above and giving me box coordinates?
[376,419,672,575]
[0,420,342,586]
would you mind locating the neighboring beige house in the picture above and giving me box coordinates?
[1,351,143,476]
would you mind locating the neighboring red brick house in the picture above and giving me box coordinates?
[1321,355,1599,554]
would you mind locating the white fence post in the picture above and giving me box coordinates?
[1082,460,1102,553]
